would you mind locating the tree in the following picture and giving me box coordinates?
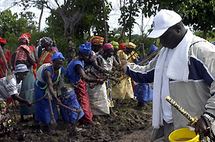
[19,11,37,32]
[118,0,140,41]
[140,0,215,39]
[0,10,30,37]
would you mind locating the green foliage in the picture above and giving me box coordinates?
[140,0,215,39]
[118,0,140,33]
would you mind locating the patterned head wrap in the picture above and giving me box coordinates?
[125,42,136,49]
[51,52,65,62]
[79,41,91,54]
[14,64,29,74]
[18,35,30,44]
[0,37,6,45]
[103,43,113,51]
[120,43,126,50]
[89,36,104,46]
[149,45,158,53]
[21,33,31,40]
[110,41,119,49]
[42,37,53,46]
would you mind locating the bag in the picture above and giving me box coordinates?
[134,83,153,103]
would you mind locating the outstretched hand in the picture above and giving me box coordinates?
[195,116,210,136]
[55,97,62,105]
[119,59,128,70]
[26,100,32,106]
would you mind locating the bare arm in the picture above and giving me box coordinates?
[44,69,61,104]
[12,94,32,106]
[75,64,104,84]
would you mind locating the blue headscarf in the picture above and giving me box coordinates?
[79,41,91,54]
[51,52,65,62]
[149,45,158,53]
[42,37,53,46]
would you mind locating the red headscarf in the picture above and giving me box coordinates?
[21,33,31,40]
[89,36,104,46]
[0,37,7,45]
[18,35,29,44]
[120,43,126,50]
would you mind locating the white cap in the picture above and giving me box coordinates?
[148,9,182,38]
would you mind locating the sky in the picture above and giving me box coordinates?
[0,0,153,35]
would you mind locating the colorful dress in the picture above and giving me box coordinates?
[0,75,22,134]
[35,64,64,124]
[110,50,135,99]
[0,50,11,78]
[65,59,93,123]
[57,74,84,123]
[37,48,57,69]
[99,55,114,107]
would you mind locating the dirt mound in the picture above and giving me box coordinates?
[0,99,152,142]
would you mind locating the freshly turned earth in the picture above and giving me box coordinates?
[1,99,153,142]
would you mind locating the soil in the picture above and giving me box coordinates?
[0,99,155,142]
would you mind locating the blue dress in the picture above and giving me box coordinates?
[134,58,153,103]
[34,65,64,124]
[57,59,84,123]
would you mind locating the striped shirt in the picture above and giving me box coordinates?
[0,75,22,101]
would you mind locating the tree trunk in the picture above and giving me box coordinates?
[203,28,207,39]
[67,37,76,62]
[38,0,44,32]
[102,0,107,43]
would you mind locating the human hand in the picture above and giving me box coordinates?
[119,59,128,70]
[26,100,32,106]
[55,98,61,105]
[97,79,105,84]
[195,116,210,136]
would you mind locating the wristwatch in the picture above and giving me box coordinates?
[203,113,215,123]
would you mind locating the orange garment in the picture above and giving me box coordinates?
[37,48,57,69]
[0,50,11,78]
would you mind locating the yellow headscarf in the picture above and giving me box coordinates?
[110,41,119,49]
[125,42,136,49]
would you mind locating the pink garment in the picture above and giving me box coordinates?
[103,43,112,51]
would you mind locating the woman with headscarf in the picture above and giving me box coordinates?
[111,42,138,100]
[65,41,104,124]
[37,37,58,69]
[14,34,36,121]
[110,41,120,63]
[35,52,65,132]
[84,36,113,77]
[0,64,32,136]
[134,45,158,107]
[21,33,38,79]
[0,37,11,78]
[96,43,119,112]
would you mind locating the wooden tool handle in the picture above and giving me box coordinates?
[165,95,197,124]
[18,93,48,107]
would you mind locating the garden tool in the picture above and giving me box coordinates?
[58,103,82,132]
[47,92,57,129]
[165,95,197,126]
[18,93,48,107]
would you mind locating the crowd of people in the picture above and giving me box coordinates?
[0,8,215,142]
[0,31,154,135]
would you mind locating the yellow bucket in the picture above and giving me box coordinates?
[168,128,199,142]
